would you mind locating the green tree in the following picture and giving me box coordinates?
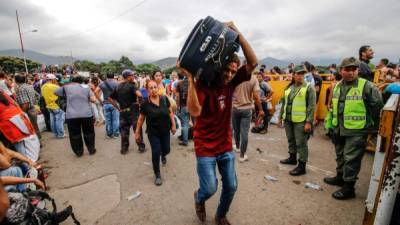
[119,56,135,71]
[0,56,40,73]
[74,60,100,73]
[136,63,160,75]
[100,63,118,75]
[163,66,177,75]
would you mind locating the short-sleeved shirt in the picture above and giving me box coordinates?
[232,76,260,109]
[194,66,251,157]
[110,82,138,110]
[99,79,118,104]
[41,83,60,110]
[140,96,171,136]
[55,83,94,119]
[15,83,37,109]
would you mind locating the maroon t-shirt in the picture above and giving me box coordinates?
[194,66,251,157]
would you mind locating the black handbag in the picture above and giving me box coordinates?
[178,16,240,82]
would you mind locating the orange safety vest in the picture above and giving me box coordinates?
[0,103,35,143]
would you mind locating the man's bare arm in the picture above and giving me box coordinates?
[186,73,202,117]
[0,177,45,189]
[225,22,258,72]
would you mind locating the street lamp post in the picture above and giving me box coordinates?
[16,10,38,74]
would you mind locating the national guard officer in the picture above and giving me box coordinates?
[109,69,146,154]
[324,57,383,200]
[279,65,316,176]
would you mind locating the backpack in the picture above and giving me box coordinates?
[3,190,80,225]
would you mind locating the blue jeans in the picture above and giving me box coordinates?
[196,151,237,218]
[180,106,190,144]
[103,103,120,136]
[232,108,252,154]
[49,108,65,137]
[0,166,25,192]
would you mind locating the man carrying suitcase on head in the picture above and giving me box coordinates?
[178,21,257,225]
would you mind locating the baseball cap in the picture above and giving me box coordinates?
[340,57,360,68]
[122,69,134,78]
[293,65,307,73]
[46,73,57,80]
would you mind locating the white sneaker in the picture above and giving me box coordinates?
[239,155,249,163]
[232,144,240,153]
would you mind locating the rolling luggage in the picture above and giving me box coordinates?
[178,16,240,82]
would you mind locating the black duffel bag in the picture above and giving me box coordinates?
[178,16,240,82]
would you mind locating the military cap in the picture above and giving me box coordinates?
[293,65,307,73]
[340,57,360,68]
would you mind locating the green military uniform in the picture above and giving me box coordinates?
[331,77,383,182]
[325,57,384,200]
[280,82,316,163]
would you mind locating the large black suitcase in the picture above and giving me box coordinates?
[178,16,240,82]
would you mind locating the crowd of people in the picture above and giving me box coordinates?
[0,22,399,224]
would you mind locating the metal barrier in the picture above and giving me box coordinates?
[265,74,333,120]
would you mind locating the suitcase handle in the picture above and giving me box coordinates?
[205,28,227,67]
[211,36,225,66]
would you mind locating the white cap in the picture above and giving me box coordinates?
[46,73,57,80]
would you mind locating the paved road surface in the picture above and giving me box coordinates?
[39,124,373,225]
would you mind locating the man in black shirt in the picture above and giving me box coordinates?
[110,69,146,154]
[358,45,375,81]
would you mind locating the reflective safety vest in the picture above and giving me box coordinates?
[282,84,309,122]
[332,78,367,129]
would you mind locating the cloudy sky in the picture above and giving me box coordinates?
[0,0,399,62]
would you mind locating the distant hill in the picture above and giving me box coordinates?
[0,49,74,65]
[259,57,291,68]
[150,56,335,71]
[0,49,343,69]
[151,57,178,70]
